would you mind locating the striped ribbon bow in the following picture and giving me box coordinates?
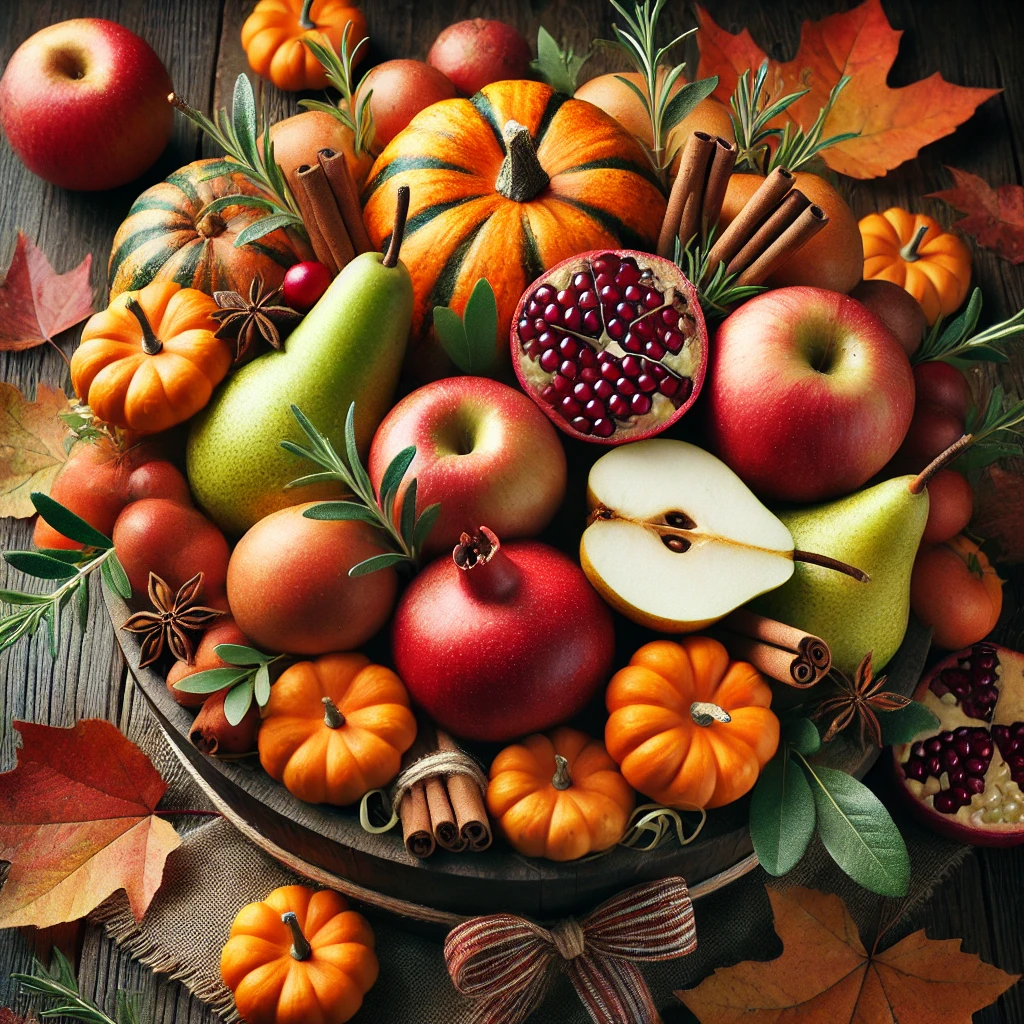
[444,877,697,1024]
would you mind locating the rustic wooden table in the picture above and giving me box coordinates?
[2,0,1023,1021]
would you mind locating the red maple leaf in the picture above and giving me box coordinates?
[0,720,180,928]
[0,232,94,352]
[928,167,1024,265]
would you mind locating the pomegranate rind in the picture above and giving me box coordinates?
[892,642,1024,847]
[510,249,708,445]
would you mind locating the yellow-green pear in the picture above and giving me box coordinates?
[187,190,413,536]
[753,474,929,675]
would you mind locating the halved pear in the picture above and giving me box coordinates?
[581,439,796,631]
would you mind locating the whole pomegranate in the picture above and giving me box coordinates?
[427,19,531,96]
[512,250,707,444]
[893,643,1024,845]
[392,527,615,742]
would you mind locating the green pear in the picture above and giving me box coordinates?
[187,193,413,536]
[752,475,929,676]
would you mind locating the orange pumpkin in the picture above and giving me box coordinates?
[605,638,779,810]
[71,281,231,435]
[859,208,972,325]
[257,653,417,805]
[362,80,667,377]
[242,0,368,92]
[221,884,377,1024]
[486,727,635,861]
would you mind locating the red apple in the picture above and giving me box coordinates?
[706,287,916,502]
[426,19,531,97]
[354,59,457,149]
[368,377,567,556]
[0,19,173,191]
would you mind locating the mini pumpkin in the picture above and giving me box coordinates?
[605,638,779,810]
[486,726,635,861]
[242,0,368,92]
[71,281,231,435]
[258,653,417,805]
[859,208,972,325]
[221,884,377,1024]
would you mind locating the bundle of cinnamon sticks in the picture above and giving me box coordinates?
[289,147,373,274]
[396,722,492,858]
[717,609,832,688]
[658,132,829,287]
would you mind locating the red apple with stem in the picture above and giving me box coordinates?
[0,19,173,191]
[369,377,567,556]
[705,286,916,502]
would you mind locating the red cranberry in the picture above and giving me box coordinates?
[282,261,332,312]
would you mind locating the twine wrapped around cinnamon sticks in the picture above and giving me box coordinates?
[717,609,832,688]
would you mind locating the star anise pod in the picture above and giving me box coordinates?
[121,572,223,668]
[812,651,912,748]
[212,273,303,360]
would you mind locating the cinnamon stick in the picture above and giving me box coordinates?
[726,189,809,276]
[400,783,435,858]
[436,729,492,852]
[720,631,825,688]
[317,148,373,255]
[706,166,795,271]
[699,136,737,243]
[297,162,356,271]
[657,131,717,257]
[737,203,828,286]
[290,171,338,273]
[722,609,815,654]
[426,776,467,852]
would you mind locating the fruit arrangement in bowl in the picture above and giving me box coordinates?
[3,0,1024,932]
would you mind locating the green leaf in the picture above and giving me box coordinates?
[214,643,270,666]
[231,74,259,164]
[804,763,910,896]
[254,663,271,706]
[284,470,344,490]
[663,76,719,133]
[379,446,416,505]
[302,501,381,524]
[234,212,302,248]
[400,477,418,547]
[36,548,86,564]
[200,193,278,216]
[172,668,248,694]
[101,552,132,600]
[614,74,653,118]
[0,589,52,605]
[31,492,112,549]
[413,502,442,554]
[348,552,410,577]
[432,305,470,371]
[781,717,822,755]
[530,26,589,96]
[342,402,373,495]
[878,700,941,746]
[749,753,815,875]
[5,551,79,579]
[224,679,254,727]
[463,278,499,371]
[76,575,90,630]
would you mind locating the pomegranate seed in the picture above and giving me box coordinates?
[624,334,643,353]
[595,273,615,291]
[562,306,582,331]
[573,382,594,402]
[519,318,536,340]
[559,337,578,358]
[561,397,583,417]
[553,374,573,396]
[616,302,636,320]
[616,377,637,396]
[664,330,685,353]
[557,287,577,307]
[661,307,679,327]
[967,776,986,794]
[540,349,559,372]
[927,756,942,775]
[592,255,619,273]
[541,385,557,405]
[633,317,655,340]
[534,285,555,304]
[559,359,578,380]
[637,374,658,394]
[538,331,557,350]
[933,792,957,814]
[579,289,598,309]
[579,347,597,368]
[592,418,614,437]
[584,399,606,421]
[572,272,590,290]
[624,284,643,302]
[645,340,666,360]
[601,361,618,381]
[621,357,642,378]
[543,303,560,324]
[631,394,652,415]
[583,310,601,333]
[595,379,614,400]
[572,416,592,435]
[606,318,627,340]
[609,395,630,418]
[660,377,679,398]
[905,760,927,781]
[643,289,661,308]
[966,757,987,775]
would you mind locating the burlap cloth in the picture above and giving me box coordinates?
[90,701,971,1024]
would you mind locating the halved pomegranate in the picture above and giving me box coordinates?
[511,249,707,444]
[893,643,1024,846]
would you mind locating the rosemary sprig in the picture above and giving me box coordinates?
[606,0,718,177]
[300,24,375,159]
[282,403,440,576]
[169,74,306,246]
[674,233,765,320]
[172,643,287,726]
[914,288,1024,364]
[956,386,1024,476]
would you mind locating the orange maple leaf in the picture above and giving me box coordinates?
[677,886,1019,1023]
[0,719,180,929]
[928,167,1024,265]
[696,0,999,179]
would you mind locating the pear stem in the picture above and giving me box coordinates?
[909,433,973,494]
[282,911,312,961]
[900,223,929,262]
[793,550,870,583]
[382,185,410,269]
[551,755,572,790]
[322,696,345,729]
[126,298,162,355]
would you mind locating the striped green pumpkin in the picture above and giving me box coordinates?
[108,159,311,298]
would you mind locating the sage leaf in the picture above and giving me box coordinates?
[36,548,85,564]
[224,679,254,727]
[254,663,271,706]
[805,764,910,897]
[5,551,79,580]
[663,77,720,133]
[348,552,409,577]
[0,589,52,605]
[614,74,653,118]
[343,403,373,495]
[76,576,90,630]
[173,668,248,694]
[413,502,441,553]
[530,26,589,95]
[400,477,418,547]
[781,717,822,755]
[379,446,416,505]
[749,753,815,876]
[284,470,344,491]
[878,700,941,746]
[31,492,112,549]
[433,305,470,370]
[234,212,301,248]
[231,74,259,166]
[302,501,380,525]
[102,552,132,600]
[214,643,270,667]
[463,278,499,372]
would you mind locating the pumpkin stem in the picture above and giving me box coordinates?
[900,223,929,262]
[382,185,411,269]
[298,0,316,30]
[281,911,312,961]
[125,297,163,356]
[195,209,227,239]
[792,550,870,582]
[552,754,572,790]
[322,696,346,729]
[690,702,732,727]
[495,120,550,203]
[909,433,973,494]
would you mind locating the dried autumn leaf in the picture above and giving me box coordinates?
[696,0,999,179]
[0,719,180,929]
[677,886,1018,1023]
[0,231,94,352]
[972,464,1024,563]
[928,167,1024,264]
[0,382,73,518]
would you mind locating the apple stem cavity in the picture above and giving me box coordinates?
[281,911,312,961]
[690,702,732,727]
[909,433,973,495]
[495,120,550,203]
[125,298,163,356]
[792,549,871,583]
[322,696,346,729]
[551,754,573,790]
[298,0,316,30]
[900,223,930,262]
[382,185,411,269]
